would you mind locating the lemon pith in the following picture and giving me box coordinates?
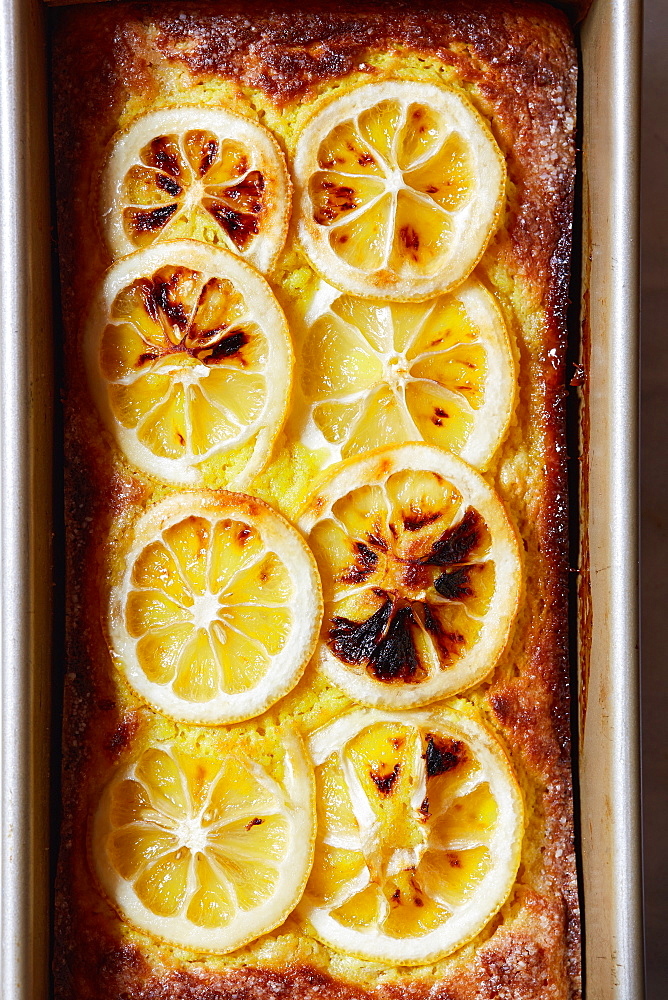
[299,707,523,964]
[92,731,316,952]
[293,81,506,301]
[108,493,323,725]
[296,277,516,470]
[86,67,532,971]
[102,106,291,272]
[299,444,522,709]
[85,240,293,487]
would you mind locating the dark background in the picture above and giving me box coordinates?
[641,0,666,994]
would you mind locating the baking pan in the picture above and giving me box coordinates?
[0,0,642,996]
[578,1,643,997]
[0,1,53,998]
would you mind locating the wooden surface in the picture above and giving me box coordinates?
[642,0,667,995]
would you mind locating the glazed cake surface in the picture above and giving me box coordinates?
[52,3,580,997]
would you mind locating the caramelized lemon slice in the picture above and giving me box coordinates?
[85,240,292,487]
[102,106,291,272]
[108,493,322,724]
[298,444,521,708]
[298,278,515,470]
[293,81,505,300]
[92,732,315,952]
[299,707,523,965]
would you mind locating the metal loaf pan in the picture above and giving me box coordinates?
[0,0,642,997]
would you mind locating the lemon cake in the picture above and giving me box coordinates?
[52,2,580,997]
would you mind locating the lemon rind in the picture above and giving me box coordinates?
[101,105,292,273]
[296,277,517,472]
[293,80,506,302]
[107,492,323,725]
[92,730,317,953]
[298,443,522,709]
[84,240,294,488]
[299,706,523,965]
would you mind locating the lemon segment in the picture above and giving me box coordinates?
[85,240,293,487]
[298,444,521,709]
[108,492,323,724]
[293,82,506,300]
[101,107,291,272]
[296,278,516,470]
[92,731,316,952]
[299,707,523,964]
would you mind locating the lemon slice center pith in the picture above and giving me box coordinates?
[110,494,322,725]
[126,513,294,697]
[94,733,316,950]
[105,748,292,922]
[86,241,293,487]
[103,107,291,271]
[122,130,265,253]
[101,266,266,459]
[312,101,470,268]
[295,82,506,300]
[311,473,493,681]
[299,279,514,469]
[301,708,522,964]
[299,445,521,709]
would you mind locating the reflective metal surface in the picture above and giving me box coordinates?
[0,1,53,998]
[0,0,642,997]
[579,0,643,997]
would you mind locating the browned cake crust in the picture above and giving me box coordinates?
[51,3,579,998]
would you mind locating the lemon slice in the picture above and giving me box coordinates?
[85,240,293,487]
[297,278,515,470]
[102,106,291,272]
[298,444,521,708]
[293,81,505,301]
[299,707,523,965]
[107,493,323,724]
[92,731,315,951]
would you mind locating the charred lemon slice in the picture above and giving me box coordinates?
[92,731,315,952]
[85,240,292,487]
[297,278,515,470]
[102,106,290,272]
[293,81,505,300]
[108,493,322,724]
[298,444,521,708]
[300,707,523,965]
